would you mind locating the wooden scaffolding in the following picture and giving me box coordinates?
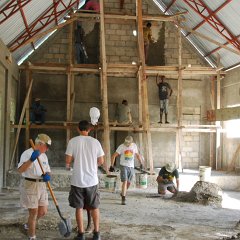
[10,0,225,173]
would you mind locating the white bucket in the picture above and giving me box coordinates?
[199,166,211,182]
[105,175,117,192]
[135,173,148,189]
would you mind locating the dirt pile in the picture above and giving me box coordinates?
[176,181,223,207]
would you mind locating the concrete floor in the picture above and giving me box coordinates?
[2,169,240,239]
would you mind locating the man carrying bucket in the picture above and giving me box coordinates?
[109,136,143,205]
[156,162,179,195]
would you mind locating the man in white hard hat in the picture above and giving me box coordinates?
[156,162,179,195]
[18,134,52,240]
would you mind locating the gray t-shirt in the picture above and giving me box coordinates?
[116,104,131,123]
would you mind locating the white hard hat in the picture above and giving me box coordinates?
[89,107,100,125]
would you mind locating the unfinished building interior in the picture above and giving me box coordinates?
[1,0,240,239]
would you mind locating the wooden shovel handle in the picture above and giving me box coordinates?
[29,139,58,206]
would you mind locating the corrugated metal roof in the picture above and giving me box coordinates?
[156,0,240,69]
[0,0,84,64]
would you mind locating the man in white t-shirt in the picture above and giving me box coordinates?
[18,134,52,240]
[65,120,104,240]
[109,136,143,205]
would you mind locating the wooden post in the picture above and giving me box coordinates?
[137,69,144,167]
[210,76,215,168]
[176,23,183,171]
[136,0,154,174]
[10,78,33,169]
[216,60,221,170]
[66,22,74,145]
[25,65,32,149]
[100,0,111,166]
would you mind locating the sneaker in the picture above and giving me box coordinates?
[24,223,29,230]
[121,196,126,205]
[93,231,101,240]
[28,236,36,240]
[165,121,169,124]
[74,232,85,240]
[19,223,28,236]
[158,121,162,124]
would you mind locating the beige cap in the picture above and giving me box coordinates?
[35,98,41,101]
[124,136,133,147]
[35,134,52,146]
[165,162,176,173]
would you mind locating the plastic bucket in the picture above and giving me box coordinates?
[135,173,148,189]
[199,166,211,182]
[105,175,117,192]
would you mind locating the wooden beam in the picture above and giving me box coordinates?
[9,78,33,169]
[179,25,240,56]
[136,0,154,174]
[176,23,183,171]
[100,0,111,167]
[10,17,78,52]
[216,56,221,170]
[74,12,187,22]
[19,63,225,77]
[25,65,31,150]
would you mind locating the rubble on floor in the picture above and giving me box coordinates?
[175,181,223,207]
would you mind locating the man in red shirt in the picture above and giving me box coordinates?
[84,0,100,12]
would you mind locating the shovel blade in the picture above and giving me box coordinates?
[58,217,72,237]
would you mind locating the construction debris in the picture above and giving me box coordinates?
[175,181,223,207]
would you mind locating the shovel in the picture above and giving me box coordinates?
[30,139,72,237]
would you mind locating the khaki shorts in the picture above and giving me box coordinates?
[158,182,175,193]
[20,180,48,209]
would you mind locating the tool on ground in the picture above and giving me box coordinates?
[29,139,72,238]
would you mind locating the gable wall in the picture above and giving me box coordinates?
[18,0,212,169]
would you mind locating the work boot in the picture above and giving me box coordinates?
[74,232,85,240]
[92,231,101,240]
[121,196,126,205]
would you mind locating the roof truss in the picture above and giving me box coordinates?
[183,0,240,52]
[7,0,80,52]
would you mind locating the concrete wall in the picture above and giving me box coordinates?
[0,39,19,188]
[221,67,240,170]
[17,0,212,169]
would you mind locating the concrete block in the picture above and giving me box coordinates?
[190,152,199,158]
[44,53,54,59]
[109,35,119,41]
[110,24,119,30]
[116,30,127,35]
[184,136,194,142]
[106,41,116,46]
[183,147,193,152]
[109,56,120,62]
[49,47,59,54]
[120,56,130,62]
[106,29,116,35]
